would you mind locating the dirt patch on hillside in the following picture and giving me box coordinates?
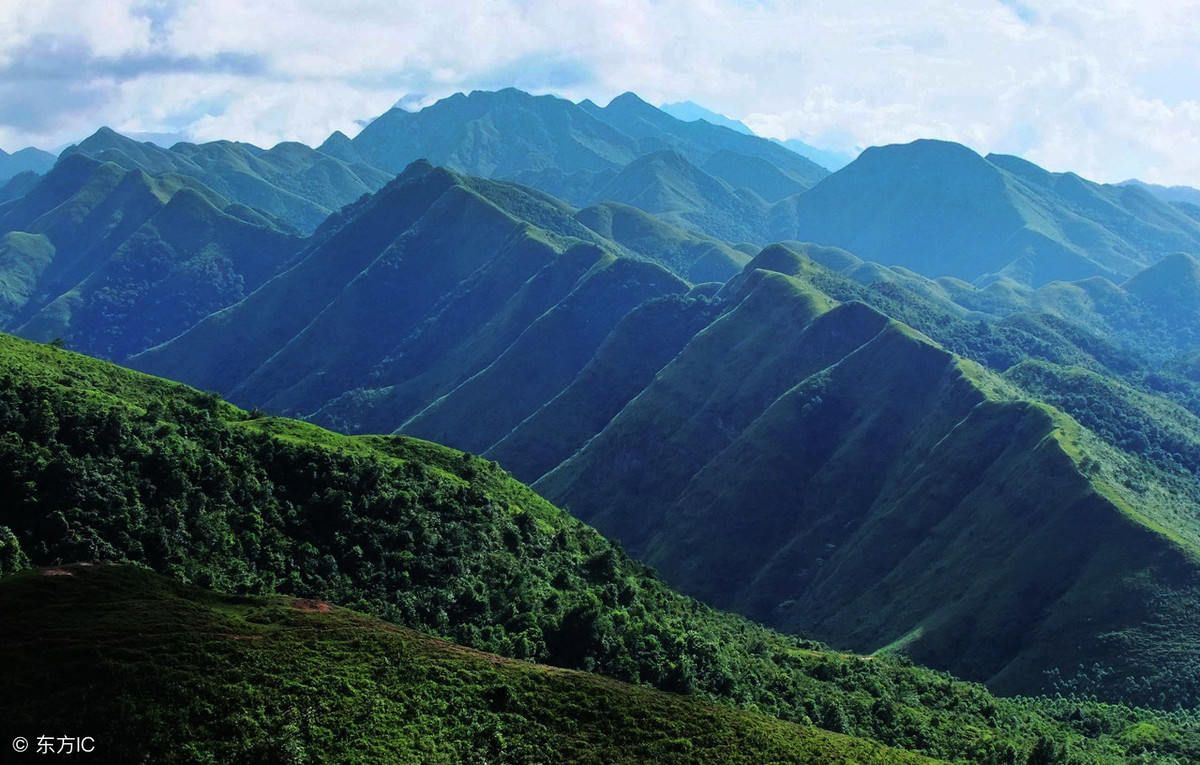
[292,598,332,613]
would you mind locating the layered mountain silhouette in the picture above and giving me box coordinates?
[339,88,829,213]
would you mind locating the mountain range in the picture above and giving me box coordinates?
[4,87,1200,751]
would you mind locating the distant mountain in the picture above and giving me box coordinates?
[0,152,299,358]
[774,138,857,171]
[340,88,829,213]
[63,127,391,233]
[1120,178,1200,207]
[658,100,755,134]
[589,149,772,242]
[777,139,1200,286]
[0,146,56,184]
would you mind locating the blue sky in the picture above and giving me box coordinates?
[2,0,1198,186]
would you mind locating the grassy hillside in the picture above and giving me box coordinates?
[0,564,935,765]
[5,333,1200,763]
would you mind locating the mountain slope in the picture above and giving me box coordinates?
[0,564,933,765]
[533,249,1200,705]
[777,140,1200,286]
[2,331,1197,764]
[131,161,693,423]
[588,92,828,189]
[0,153,299,358]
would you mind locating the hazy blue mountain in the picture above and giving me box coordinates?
[341,89,828,211]
[774,138,857,171]
[658,100,754,134]
[62,127,391,233]
[586,92,828,189]
[1120,178,1200,207]
[0,147,57,184]
[776,139,1200,286]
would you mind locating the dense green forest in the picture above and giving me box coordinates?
[2,334,1200,763]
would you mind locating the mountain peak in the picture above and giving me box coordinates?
[606,91,655,112]
[1123,252,1200,303]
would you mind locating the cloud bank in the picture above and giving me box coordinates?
[2,0,1198,185]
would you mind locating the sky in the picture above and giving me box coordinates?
[2,0,1199,186]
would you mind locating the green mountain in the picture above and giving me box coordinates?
[777,140,1200,286]
[3,332,1197,764]
[130,160,724,420]
[0,153,299,359]
[65,127,392,233]
[588,149,772,242]
[0,146,56,184]
[347,88,638,203]
[342,89,828,214]
[0,565,934,765]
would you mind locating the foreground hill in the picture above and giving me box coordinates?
[0,153,299,358]
[2,332,1197,763]
[0,564,931,765]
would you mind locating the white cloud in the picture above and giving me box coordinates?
[1,0,1199,185]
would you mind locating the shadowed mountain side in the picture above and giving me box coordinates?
[399,256,689,454]
[484,292,726,484]
[0,153,298,356]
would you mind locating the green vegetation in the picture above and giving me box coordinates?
[5,333,1200,763]
[0,564,934,765]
